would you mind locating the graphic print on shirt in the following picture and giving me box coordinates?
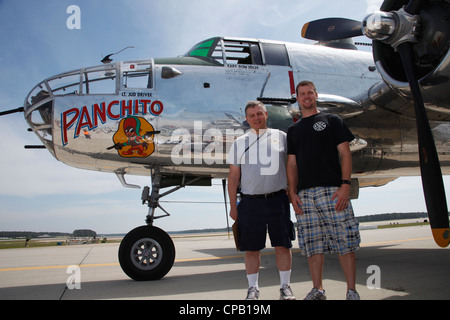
[313,121,327,132]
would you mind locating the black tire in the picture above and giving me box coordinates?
[118,225,175,281]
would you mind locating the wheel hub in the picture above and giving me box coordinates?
[130,238,163,270]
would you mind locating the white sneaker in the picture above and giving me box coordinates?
[245,286,260,300]
[304,288,326,300]
[280,284,296,300]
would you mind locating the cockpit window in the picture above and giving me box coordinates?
[261,43,290,66]
[121,62,153,89]
[186,38,289,67]
[188,38,218,57]
[46,73,81,95]
[186,38,263,66]
[186,38,262,65]
[222,40,262,65]
[83,69,117,94]
[186,38,221,61]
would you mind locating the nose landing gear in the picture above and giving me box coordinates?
[118,170,211,281]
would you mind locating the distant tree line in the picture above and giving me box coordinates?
[0,229,96,239]
[2,212,450,238]
[355,212,430,222]
[170,212,446,234]
[0,231,71,239]
[72,229,97,237]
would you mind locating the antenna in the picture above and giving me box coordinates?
[101,46,135,64]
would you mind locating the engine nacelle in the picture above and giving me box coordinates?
[373,0,450,117]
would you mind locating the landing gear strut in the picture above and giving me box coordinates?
[118,170,211,281]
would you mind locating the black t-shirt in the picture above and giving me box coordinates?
[287,112,354,191]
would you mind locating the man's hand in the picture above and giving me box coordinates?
[227,164,241,221]
[289,191,303,215]
[229,207,238,221]
[332,184,351,211]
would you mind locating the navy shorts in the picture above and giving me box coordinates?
[237,192,293,251]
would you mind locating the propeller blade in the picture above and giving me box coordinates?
[404,0,425,15]
[301,18,363,41]
[397,42,449,247]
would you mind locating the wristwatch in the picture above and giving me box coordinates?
[341,179,352,186]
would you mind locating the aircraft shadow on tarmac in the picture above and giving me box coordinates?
[0,245,449,300]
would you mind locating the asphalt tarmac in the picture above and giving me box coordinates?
[0,223,449,300]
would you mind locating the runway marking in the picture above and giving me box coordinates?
[0,263,119,272]
[360,237,432,247]
[0,236,434,272]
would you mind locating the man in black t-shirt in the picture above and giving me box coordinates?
[287,81,360,300]
[287,112,354,190]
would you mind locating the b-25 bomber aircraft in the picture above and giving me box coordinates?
[1,0,449,281]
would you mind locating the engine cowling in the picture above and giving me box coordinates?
[372,0,450,118]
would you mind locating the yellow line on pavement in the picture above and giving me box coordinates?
[0,263,119,272]
[360,237,432,247]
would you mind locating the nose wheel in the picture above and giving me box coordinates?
[118,225,175,281]
[118,170,211,280]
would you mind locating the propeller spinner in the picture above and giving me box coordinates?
[302,0,450,247]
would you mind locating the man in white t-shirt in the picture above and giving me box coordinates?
[227,101,295,300]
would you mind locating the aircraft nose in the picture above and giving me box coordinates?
[24,84,55,156]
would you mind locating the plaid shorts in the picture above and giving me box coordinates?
[296,186,360,257]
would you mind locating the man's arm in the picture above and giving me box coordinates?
[227,164,241,221]
[287,154,303,215]
[332,141,352,211]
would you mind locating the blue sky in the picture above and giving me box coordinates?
[0,0,449,234]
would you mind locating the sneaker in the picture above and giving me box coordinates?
[245,286,260,300]
[280,284,296,300]
[346,289,360,300]
[304,288,326,300]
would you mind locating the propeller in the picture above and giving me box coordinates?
[301,18,362,41]
[396,1,449,248]
[302,0,449,247]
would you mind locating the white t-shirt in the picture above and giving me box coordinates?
[227,128,288,195]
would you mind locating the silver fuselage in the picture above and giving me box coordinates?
[24,37,450,186]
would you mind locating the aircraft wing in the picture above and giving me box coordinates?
[367,74,450,123]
